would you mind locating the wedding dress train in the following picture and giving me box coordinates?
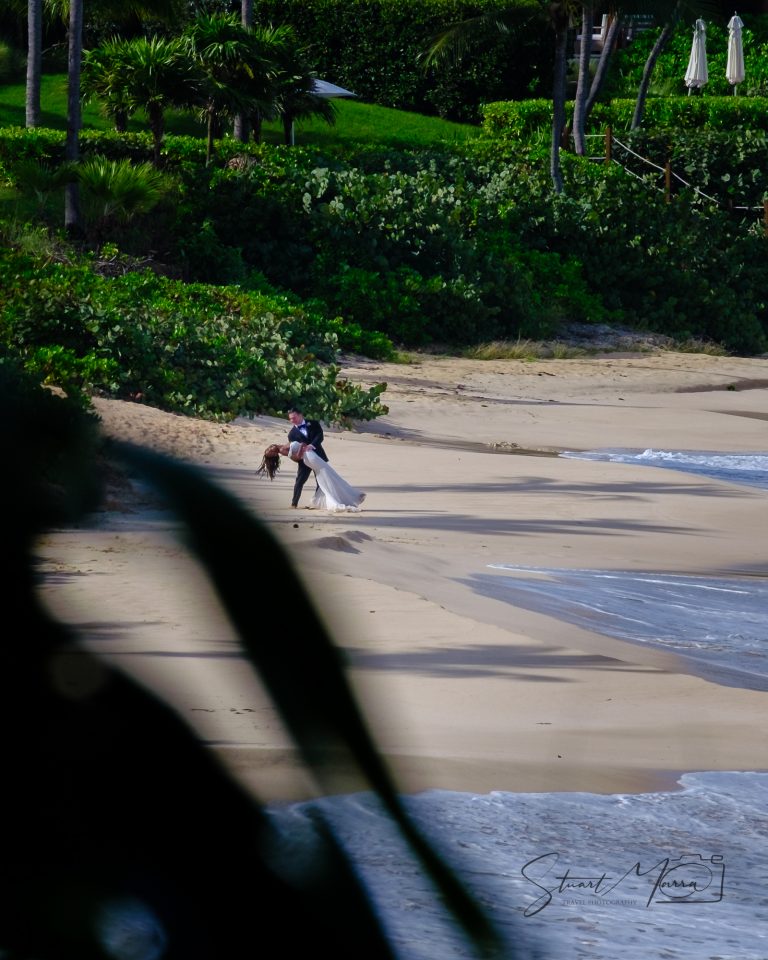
[304,448,366,512]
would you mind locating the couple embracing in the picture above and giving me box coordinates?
[258,405,366,513]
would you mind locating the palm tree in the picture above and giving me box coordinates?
[83,36,194,164]
[547,1,576,192]
[582,11,625,121]
[182,15,322,158]
[76,155,171,241]
[20,0,187,231]
[64,0,83,234]
[235,22,304,144]
[630,2,687,129]
[572,2,597,155]
[25,0,42,127]
[275,71,338,146]
[182,13,259,165]
[81,38,135,133]
[233,0,254,141]
[246,25,337,146]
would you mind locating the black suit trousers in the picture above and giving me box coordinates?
[292,459,316,507]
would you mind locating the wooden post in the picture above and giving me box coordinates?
[604,125,612,164]
[764,198,768,237]
[664,160,672,203]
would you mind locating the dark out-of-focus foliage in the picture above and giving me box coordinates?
[0,360,529,959]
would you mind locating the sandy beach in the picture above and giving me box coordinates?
[37,350,768,804]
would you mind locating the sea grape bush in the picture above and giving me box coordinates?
[0,248,388,423]
[2,125,767,357]
[180,145,607,345]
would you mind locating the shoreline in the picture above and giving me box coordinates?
[38,351,768,803]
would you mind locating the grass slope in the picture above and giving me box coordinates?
[0,73,482,149]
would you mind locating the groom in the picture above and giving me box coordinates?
[287,406,329,508]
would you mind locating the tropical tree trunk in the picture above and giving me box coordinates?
[283,113,294,145]
[631,7,680,130]
[26,0,42,127]
[249,108,263,143]
[148,103,164,166]
[584,14,623,117]
[572,2,593,156]
[206,109,215,165]
[550,10,570,194]
[65,0,84,234]
[233,0,254,142]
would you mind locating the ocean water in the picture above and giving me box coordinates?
[268,771,768,960]
[267,450,768,959]
[560,448,768,492]
[483,449,768,691]
[483,565,768,691]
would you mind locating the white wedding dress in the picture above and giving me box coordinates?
[303,448,366,513]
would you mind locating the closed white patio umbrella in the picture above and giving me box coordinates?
[684,19,709,95]
[726,13,745,94]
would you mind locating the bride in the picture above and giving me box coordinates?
[258,441,366,513]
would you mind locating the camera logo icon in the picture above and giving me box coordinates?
[652,853,725,904]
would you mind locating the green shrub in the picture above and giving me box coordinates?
[5,158,75,218]
[481,99,553,140]
[529,159,768,354]
[481,96,768,141]
[0,127,68,180]
[0,247,388,423]
[621,127,768,210]
[3,124,767,360]
[311,263,501,345]
[177,219,248,285]
[76,156,173,243]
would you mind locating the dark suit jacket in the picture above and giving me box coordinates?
[288,419,328,462]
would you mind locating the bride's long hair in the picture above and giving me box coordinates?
[257,444,282,480]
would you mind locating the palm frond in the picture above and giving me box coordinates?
[112,440,509,958]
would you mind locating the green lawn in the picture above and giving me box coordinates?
[0,73,483,150]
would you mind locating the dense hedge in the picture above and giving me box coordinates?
[2,126,767,360]
[170,143,612,345]
[491,151,768,355]
[481,96,768,140]
[250,0,552,122]
[0,128,612,346]
[0,246,388,423]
